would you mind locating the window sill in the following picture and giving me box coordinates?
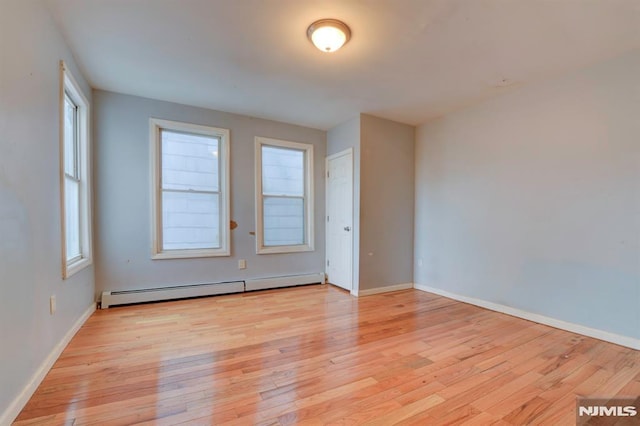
[64,257,92,279]
[152,248,230,260]
[257,244,314,255]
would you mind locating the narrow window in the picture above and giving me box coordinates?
[60,62,92,278]
[150,119,230,258]
[255,137,314,254]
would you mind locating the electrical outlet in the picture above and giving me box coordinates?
[238,259,246,269]
[50,295,56,315]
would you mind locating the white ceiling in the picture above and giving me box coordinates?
[44,0,640,130]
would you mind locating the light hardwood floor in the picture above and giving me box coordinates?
[14,285,639,425]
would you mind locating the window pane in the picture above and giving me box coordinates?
[65,177,81,260]
[64,94,77,177]
[161,130,219,192]
[262,146,304,196]
[263,196,304,246]
[162,191,220,250]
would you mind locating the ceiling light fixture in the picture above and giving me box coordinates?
[307,19,351,53]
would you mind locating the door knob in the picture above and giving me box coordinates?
[344,226,351,231]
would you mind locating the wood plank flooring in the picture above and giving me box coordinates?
[14,285,639,425]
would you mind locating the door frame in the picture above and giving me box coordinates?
[325,148,354,292]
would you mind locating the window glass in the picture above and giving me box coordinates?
[64,177,81,260]
[263,196,304,246]
[161,130,219,192]
[261,146,304,196]
[161,191,220,250]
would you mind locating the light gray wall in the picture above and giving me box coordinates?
[327,117,360,157]
[93,91,326,294]
[415,49,640,340]
[0,0,95,419]
[360,114,415,290]
[327,117,361,290]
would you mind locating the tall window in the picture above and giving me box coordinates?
[255,137,314,254]
[60,62,92,278]
[150,119,230,258]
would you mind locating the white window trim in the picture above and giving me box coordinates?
[255,136,314,254]
[150,118,230,259]
[60,61,92,278]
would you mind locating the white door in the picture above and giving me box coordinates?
[326,149,353,291]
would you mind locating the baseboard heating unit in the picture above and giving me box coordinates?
[100,272,325,309]
[245,272,326,292]
[101,281,244,309]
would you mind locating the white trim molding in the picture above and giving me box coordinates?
[60,61,93,279]
[149,118,231,259]
[413,284,640,350]
[1,303,96,425]
[353,282,414,297]
[254,136,314,255]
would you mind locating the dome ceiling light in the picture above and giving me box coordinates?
[307,19,351,53]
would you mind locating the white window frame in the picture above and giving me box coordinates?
[60,61,92,278]
[255,136,314,254]
[150,118,230,259]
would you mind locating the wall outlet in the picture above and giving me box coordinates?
[50,295,56,315]
[238,259,246,269]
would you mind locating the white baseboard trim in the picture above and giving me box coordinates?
[0,302,96,425]
[354,282,414,297]
[413,284,640,350]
